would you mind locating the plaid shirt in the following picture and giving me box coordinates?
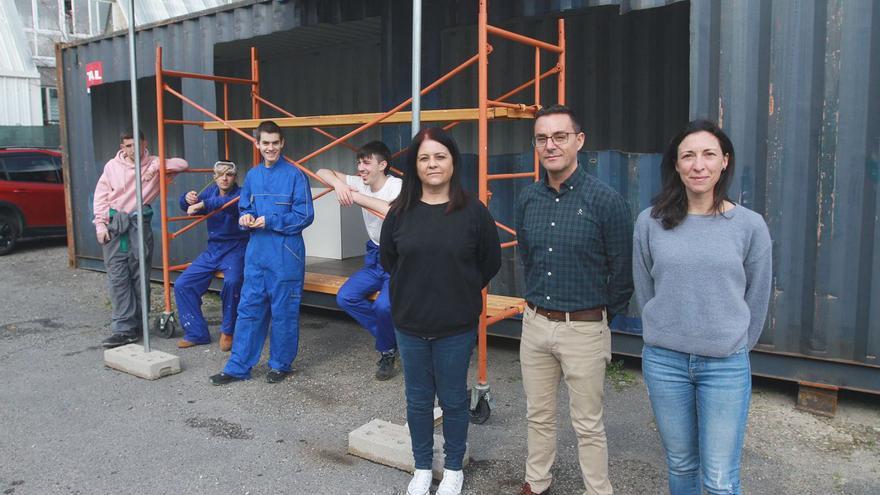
[515,165,634,317]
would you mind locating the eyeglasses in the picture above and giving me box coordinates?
[533,132,578,148]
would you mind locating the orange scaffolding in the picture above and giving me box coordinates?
[153,0,565,420]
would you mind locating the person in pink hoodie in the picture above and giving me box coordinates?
[93,130,188,348]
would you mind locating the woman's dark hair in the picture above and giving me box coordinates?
[651,119,736,229]
[389,127,469,215]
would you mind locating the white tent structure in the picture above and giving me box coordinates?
[0,0,42,126]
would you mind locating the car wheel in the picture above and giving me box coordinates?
[0,213,19,255]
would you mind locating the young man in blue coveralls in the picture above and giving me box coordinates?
[210,121,314,385]
[174,160,248,351]
[316,141,402,380]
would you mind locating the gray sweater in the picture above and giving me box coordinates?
[633,205,772,357]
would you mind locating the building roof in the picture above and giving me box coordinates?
[122,0,241,27]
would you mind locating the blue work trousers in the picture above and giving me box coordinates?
[396,329,476,471]
[642,344,752,495]
[223,261,304,378]
[336,240,395,353]
[174,241,245,344]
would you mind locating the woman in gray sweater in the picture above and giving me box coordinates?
[633,120,772,495]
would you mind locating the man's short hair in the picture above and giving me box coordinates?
[534,104,582,134]
[213,160,237,177]
[121,130,145,142]
[255,121,283,140]
[357,141,392,175]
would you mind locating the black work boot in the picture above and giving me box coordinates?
[102,332,140,348]
[375,350,398,381]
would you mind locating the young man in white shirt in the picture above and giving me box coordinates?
[317,141,402,380]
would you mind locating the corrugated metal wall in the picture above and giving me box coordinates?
[436,3,689,155]
[0,77,42,126]
[213,17,383,175]
[59,0,880,389]
[125,0,239,26]
[60,0,383,270]
[688,0,880,368]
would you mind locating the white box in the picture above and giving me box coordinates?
[303,187,369,259]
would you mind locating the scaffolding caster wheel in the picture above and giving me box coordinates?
[469,387,493,425]
[153,313,177,339]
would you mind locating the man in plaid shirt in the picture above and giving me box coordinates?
[514,104,633,495]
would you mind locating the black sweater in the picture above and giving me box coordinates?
[379,197,502,338]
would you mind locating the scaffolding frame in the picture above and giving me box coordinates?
[154,0,565,416]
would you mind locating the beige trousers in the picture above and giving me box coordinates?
[520,305,613,495]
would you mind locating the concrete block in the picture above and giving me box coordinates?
[348,419,468,480]
[103,344,181,380]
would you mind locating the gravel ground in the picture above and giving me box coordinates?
[1,240,878,495]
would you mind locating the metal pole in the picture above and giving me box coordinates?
[127,0,151,352]
[411,0,421,137]
[477,0,489,387]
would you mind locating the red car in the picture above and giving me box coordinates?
[0,148,66,255]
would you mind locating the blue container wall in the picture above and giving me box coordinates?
[690,0,880,368]
[60,0,879,389]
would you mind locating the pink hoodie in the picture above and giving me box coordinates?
[93,149,188,235]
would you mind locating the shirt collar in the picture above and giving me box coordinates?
[263,156,288,169]
[541,163,586,193]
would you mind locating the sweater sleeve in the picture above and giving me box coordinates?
[632,211,655,314]
[142,155,188,184]
[744,221,773,349]
[477,204,502,287]
[164,157,188,179]
[264,169,315,235]
[92,163,113,235]
[379,211,398,274]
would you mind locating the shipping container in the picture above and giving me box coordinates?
[58,0,880,395]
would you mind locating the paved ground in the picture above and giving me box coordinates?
[1,241,878,495]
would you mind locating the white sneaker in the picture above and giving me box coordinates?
[407,468,433,495]
[435,469,464,495]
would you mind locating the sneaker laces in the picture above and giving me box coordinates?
[407,469,432,495]
[436,469,464,495]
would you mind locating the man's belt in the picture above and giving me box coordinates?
[527,302,604,322]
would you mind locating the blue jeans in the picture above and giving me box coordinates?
[336,241,395,353]
[642,344,752,495]
[396,329,476,471]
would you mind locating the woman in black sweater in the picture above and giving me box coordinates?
[380,127,501,495]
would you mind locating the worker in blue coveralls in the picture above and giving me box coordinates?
[174,160,247,351]
[316,141,402,380]
[210,120,314,385]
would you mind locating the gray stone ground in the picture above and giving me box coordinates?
[1,240,878,495]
